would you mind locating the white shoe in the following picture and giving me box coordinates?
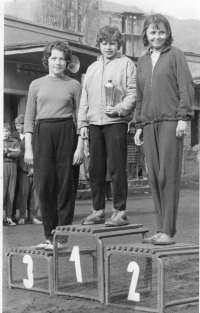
[32,218,43,225]
[36,240,52,249]
[3,217,16,226]
[45,242,68,251]
[18,218,25,225]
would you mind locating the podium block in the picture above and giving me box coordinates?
[105,243,199,313]
[7,247,54,294]
[53,224,149,303]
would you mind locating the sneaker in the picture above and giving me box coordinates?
[11,216,18,224]
[154,233,176,245]
[3,217,16,226]
[32,218,43,225]
[45,242,68,251]
[18,218,25,225]
[81,209,105,225]
[142,233,162,243]
[105,209,129,227]
[36,240,52,250]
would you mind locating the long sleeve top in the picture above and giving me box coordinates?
[3,138,20,163]
[78,52,137,129]
[24,75,82,133]
[135,45,194,129]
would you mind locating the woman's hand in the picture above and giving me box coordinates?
[73,136,84,165]
[176,120,187,139]
[134,128,143,146]
[80,127,89,139]
[105,106,118,117]
[73,147,84,166]
[24,148,34,165]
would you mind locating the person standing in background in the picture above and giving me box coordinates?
[3,123,20,226]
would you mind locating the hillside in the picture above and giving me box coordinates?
[102,0,200,54]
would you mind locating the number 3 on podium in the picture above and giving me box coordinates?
[23,255,34,289]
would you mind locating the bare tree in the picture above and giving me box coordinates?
[33,0,101,47]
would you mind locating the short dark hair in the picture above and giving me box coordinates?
[4,123,11,131]
[141,14,173,47]
[96,25,124,49]
[42,41,72,70]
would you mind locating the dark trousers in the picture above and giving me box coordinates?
[3,163,17,218]
[33,118,79,241]
[143,122,184,237]
[18,171,39,220]
[89,123,128,211]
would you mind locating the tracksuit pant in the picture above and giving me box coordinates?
[3,163,17,218]
[33,118,79,241]
[89,123,128,211]
[143,121,184,237]
[18,171,39,220]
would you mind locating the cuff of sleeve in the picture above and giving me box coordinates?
[177,116,190,121]
[135,123,143,130]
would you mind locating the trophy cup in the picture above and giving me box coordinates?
[105,80,115,107]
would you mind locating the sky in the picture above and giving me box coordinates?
[105,0,200,20]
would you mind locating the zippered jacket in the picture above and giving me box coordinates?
[135,45,194,129]
[78,52,137,129]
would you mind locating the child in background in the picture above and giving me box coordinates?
[15,115,42,225]
[134,14,194,245]
[3,123,20,226]
[78,25,136,226]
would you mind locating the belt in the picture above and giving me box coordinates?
[4,160,15,163]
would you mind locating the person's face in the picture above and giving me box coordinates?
[146,23,167,50]
[3,128,11,141]
[15,123,24,134]
[100,40,119,61]
[48,49,67,77]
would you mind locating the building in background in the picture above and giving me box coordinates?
[4,0,200,178]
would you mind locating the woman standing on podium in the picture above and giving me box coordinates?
[24,41,84,250]
[134,14,194,245]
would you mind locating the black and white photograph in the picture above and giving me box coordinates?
[2,0,200,312]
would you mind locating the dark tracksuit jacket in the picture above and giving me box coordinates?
[135,45,194,237]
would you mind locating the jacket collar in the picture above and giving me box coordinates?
[147,44,171,55]
[97,51,123,63]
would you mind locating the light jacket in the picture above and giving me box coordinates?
[135,45,194,129]
[78,52,137,129]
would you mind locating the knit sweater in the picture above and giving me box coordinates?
[135,45,194,128]
[78,52,136,129]
[24,75,82,133]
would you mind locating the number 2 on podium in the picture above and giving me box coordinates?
[127,261,140,301]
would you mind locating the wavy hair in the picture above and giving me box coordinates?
[42,41,72,70]
[141,14,173,47]
[96,25,124,49]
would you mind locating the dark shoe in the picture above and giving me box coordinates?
[142,233,162,243]
[154,233,176,245]
[81,209,105,225]
[11,216,18,224]
[26,218,33,224]
[105,209,129,227]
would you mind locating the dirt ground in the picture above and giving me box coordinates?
[2,182,199,313]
